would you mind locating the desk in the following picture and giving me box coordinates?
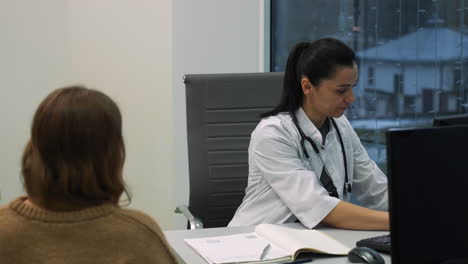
[164,223,391,264]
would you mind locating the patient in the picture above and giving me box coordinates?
[0,86,177,264]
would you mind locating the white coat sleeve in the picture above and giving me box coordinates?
[347,122,389,211]
[250,124,340,229]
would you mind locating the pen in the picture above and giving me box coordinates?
[259,244,270,260]
[283,258,314,264]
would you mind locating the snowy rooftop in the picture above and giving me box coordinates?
[357,27,468,62]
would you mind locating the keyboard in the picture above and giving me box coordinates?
[356,234,391,253]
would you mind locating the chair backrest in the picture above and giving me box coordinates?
[184,72,284,228]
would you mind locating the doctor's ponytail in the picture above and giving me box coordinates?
[261,42,309,118]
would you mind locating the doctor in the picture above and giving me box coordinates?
[229,38,389,230]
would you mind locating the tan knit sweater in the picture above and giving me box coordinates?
[0,197,178,264]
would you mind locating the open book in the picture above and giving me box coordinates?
[184,224,351,264]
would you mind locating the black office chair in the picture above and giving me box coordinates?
[176,72,283,229]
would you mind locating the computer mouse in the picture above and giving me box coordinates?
[347,246,385,264]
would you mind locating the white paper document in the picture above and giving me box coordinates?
[184,232,290,264]
[255,224,351,257]
[184,224,350,264]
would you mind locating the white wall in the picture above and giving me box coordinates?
[1,0,263,229]
[67,0,175,229]
[172,0,262,228]
[0,0,175,229]
[0,0,70,206]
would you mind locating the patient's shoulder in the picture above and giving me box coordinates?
[114,208,177,261]
[115,208,165,237]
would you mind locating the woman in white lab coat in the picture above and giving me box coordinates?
[229,38,389,230]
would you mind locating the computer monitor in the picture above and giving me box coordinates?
[386,125,468,264]
[433,113,468,127]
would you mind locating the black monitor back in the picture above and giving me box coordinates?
[433,113,468,127]
[386,125,468,264]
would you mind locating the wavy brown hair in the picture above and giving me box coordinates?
[22,86,129,210]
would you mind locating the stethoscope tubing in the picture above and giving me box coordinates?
[290,112,351,196]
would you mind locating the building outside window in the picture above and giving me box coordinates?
[271,0,468,173]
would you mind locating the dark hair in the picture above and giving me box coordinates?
[22,86,130,210]
[261,38,357,118]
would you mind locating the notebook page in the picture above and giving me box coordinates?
[184,232,290,264]
[255,224,351,256]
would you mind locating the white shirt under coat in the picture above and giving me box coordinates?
[228,107,388,229]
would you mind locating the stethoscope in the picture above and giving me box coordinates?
[290,112,352,198]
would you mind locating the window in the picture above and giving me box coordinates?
[271,0,468,174]
[368,67,375,86]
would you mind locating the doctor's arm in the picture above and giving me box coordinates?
[345,120,389,211]
[321,201,389,230]
[253,125,388,230]
[318,119,389,230]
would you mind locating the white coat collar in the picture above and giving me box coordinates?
[295,107,334,144]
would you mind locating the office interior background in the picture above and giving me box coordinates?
[1,0,465,230]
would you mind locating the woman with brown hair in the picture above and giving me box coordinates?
[0,86,177,263]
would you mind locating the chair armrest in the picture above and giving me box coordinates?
[175,205,204,229]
